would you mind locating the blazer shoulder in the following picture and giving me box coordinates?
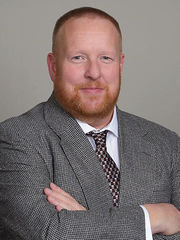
[0,102,47,143]
[117,108,179,145]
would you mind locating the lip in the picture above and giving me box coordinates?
[79,87,104,94]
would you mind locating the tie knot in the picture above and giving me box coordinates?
[87,130,108,147]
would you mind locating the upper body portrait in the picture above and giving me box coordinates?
[0,6,180,240]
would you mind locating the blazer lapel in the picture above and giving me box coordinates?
[117,108,157,206]
[44,94,113,210]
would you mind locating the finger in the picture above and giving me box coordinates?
[46,188,86,211]
[45,187,69,205]
[50,183,66,195]
[56,205,63,212]
[50,182,62,192]
[48,195,71,210]
[45,184,86,211]
[44,188,52,196]
[50,183,72,198]
[45,189,63,203]
[46,192,69,210]
[44,186,75,210]
[44,186,65,199]
[47,195,60,206]
[47,191,78,210]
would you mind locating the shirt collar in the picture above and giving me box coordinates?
[76,107,118,137]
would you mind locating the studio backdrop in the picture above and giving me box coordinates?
[0,0,179,134]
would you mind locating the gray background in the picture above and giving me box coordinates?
[0,0,179,134]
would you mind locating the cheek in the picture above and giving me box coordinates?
[103,66,120,84]
[60,65,84,86]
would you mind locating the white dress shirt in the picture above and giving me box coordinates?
[76,107,153,240]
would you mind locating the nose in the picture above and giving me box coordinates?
[84,60,101,80]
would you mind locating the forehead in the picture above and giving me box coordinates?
[56,16,121,51]
[63,15,118,30]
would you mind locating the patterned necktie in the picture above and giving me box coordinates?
[87,130,120,207]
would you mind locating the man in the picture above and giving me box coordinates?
[0,7,180,240]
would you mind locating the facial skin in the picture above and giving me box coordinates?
[47,16,124,129]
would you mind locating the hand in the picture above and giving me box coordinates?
[144,203,180,235]
[44,182,86,212]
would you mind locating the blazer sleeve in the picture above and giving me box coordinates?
[0,124,146,240]
[152,133,180,240]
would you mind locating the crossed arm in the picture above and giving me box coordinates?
[44,183,180,236]
[1,124,180,240]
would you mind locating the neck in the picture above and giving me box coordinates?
[77,110,114,129]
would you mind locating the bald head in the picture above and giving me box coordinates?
[52,7,122,54]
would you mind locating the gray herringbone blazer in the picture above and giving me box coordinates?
[0,93,180,240]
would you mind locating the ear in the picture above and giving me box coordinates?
[47,53,56,82]
[120,53,125,74]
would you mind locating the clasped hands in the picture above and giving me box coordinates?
[44,183,180,236]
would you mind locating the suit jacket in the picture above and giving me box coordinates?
[0,93,180,240]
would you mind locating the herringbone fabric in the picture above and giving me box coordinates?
[87,130,120,207]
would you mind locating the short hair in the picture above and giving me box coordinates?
[52,7,122,53]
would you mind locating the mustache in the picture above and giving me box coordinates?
[75,83,106,89]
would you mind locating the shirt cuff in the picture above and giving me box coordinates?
[140,205,153,240]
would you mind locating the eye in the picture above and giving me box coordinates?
[71,55,86,63]
[100,56,113,63]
